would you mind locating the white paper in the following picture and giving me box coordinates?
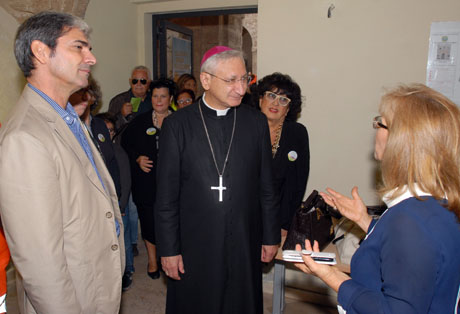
[426,22,460,106]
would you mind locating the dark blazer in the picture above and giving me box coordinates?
[113,143,131,212]
[90,116,121,199]
[121,109,160,207]
[272,120,310,230]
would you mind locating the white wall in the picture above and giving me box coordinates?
[257,0,460,203]
[0,6,24,124]
[85,0,138,110]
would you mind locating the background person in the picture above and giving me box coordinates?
[69,77,121,200]
[109,65,153,127]
[176,73,197,95]
[295,84,460,314]
[96,112,136,291]
[254,73,310,235]
[122,78,175,280]
[174,88,195,109]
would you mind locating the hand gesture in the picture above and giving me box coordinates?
[161,255,185,280]
[136,155,153,173]
[320,187,372,232]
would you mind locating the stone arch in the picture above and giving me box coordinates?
[0,0,90,23]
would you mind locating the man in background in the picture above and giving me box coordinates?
[108,65,152,129]
[0,11,124,313]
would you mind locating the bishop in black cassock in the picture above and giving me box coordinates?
[155,47,280,314]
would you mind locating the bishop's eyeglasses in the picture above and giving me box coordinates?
[205,72,252,86]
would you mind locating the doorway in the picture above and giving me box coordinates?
[152,7,258,92]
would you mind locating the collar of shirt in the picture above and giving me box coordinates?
[202,92,230,116]
[382,183,432,208]
[28,83,80,126]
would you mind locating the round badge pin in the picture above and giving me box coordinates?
[98,133,105,142]
[288,150,298,161]
[146,127,157,136]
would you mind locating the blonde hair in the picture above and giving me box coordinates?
[379,83,460,220]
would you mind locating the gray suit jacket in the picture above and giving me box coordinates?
[0,85,125,314]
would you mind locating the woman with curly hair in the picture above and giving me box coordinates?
[254,72,310,235]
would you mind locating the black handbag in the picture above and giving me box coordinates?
[282,190,338,251]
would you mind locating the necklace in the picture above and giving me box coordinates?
[271,121,284,158]
[198,102,237,202]
[152,110,171,128]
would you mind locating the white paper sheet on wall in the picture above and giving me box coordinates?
[427,22,460,106]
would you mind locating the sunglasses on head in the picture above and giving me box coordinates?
[132,78,148,85]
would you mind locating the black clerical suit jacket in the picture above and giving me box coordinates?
[155,101,280,314]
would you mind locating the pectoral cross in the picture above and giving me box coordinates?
[211,175,226,202]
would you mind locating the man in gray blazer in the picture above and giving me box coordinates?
[0,11,124,313]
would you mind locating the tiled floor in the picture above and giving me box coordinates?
[5,242,338,314]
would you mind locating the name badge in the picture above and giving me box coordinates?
[288,150,298,161]
[146,127,157,136]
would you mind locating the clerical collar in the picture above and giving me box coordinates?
[202,92,230,116]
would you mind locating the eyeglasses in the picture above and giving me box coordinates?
[75,88,94,101]
[205,72,252,86]
[131,78,148,85]
[264,91,291,107]
[373,116,388,129]
[177,98,193,105]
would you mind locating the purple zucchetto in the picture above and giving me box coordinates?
[200,46,233,67]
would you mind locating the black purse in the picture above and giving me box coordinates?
[282,190,338,251]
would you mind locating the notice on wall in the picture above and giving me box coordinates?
[426,22,460,106]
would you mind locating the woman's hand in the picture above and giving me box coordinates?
[294,240,350,293]
[136,155,153,173]
[320,187,372,233]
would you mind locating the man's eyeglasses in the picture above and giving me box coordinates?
[373,116,388,129]
[177,98,193,105]
[205,72,252,86]
[264,91,291,107]
[131,78,148,85]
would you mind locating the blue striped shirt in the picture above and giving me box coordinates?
[28,84,120,236]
